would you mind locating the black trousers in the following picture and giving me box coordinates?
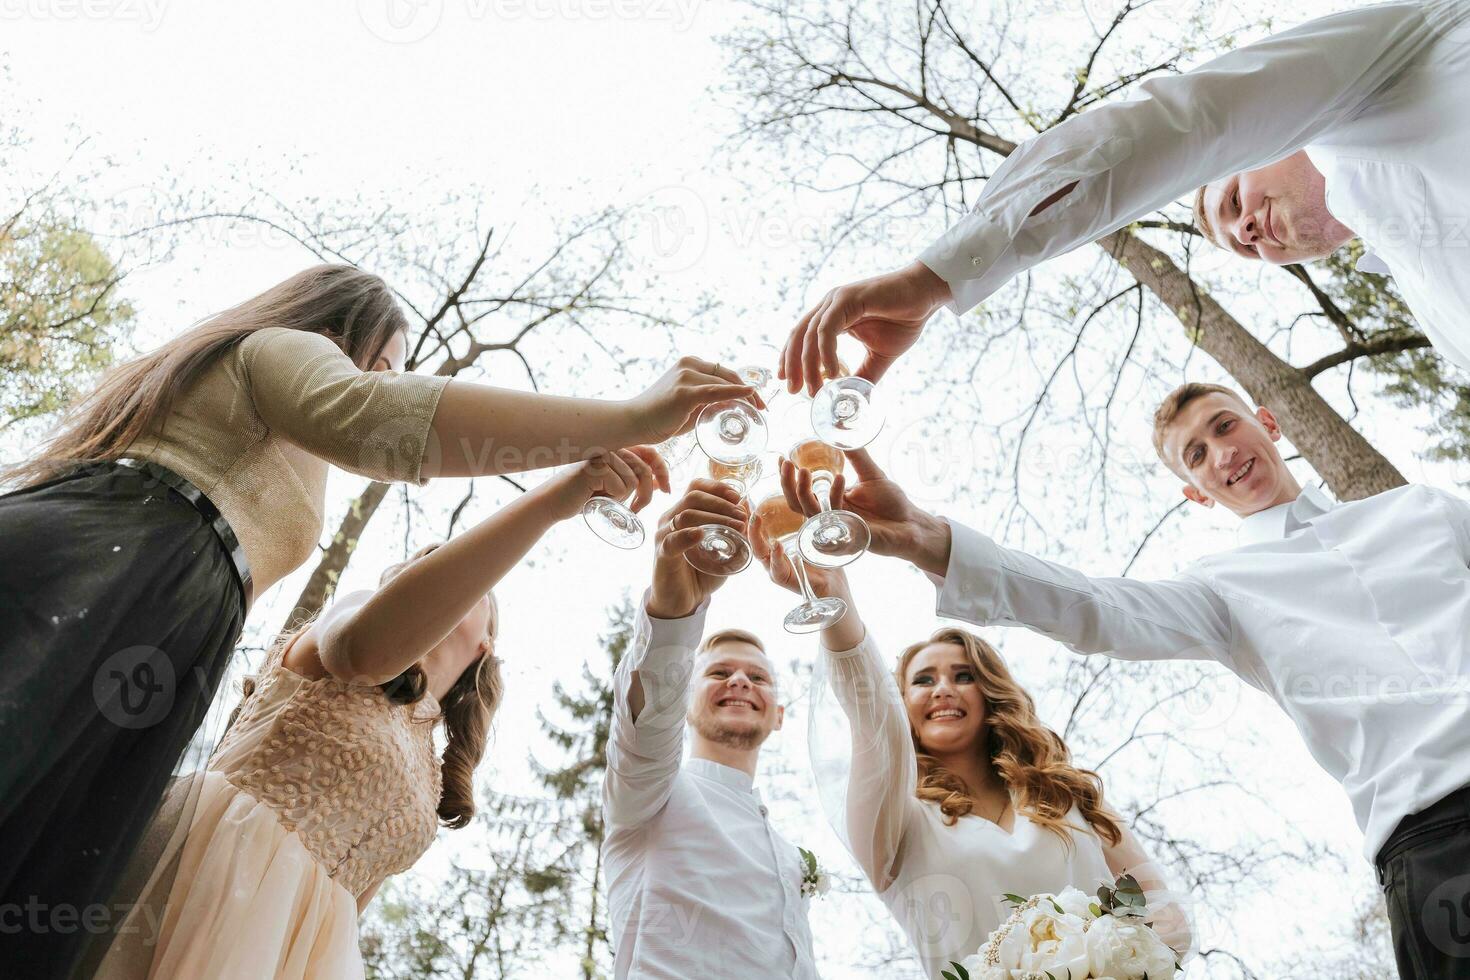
[0,464,245,979]
[1378,786,1470,980]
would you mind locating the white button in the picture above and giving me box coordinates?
[971,257,982,267]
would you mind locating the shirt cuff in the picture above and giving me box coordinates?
[626,591,709,718]
[819,626,872,660]
[918,212,1010,315]
[932,518,1006,624]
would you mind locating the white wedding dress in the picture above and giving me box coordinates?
[809,633,1191,979]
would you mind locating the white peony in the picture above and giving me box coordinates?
[1052,886,1096,922]
[1085,914,1178,978]
[990,903,1090,979]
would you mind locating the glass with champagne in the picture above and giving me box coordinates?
[685,457,764,576]
[788,438,871,568]
[750,476,847,633]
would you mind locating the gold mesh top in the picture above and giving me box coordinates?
[210,641,443,898]
[129,327,449,602]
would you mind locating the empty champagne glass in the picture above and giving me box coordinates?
[789,438,870,568]
[811,374,884,450]
[685,456,763,576]
[582,433,692,549]
[695,398,768,464]
[751,477,847,633]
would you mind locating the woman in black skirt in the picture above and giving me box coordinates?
[0,263,754,978]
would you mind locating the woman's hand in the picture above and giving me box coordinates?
[626,356,765,445]
[541,446,670,521]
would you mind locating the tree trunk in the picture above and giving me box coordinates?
[1101,230,1406,499]
[282,480,392,631]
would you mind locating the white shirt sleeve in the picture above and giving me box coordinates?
[932,519,1233,665]
[809,630,919,894]
[919,0,1449,314]
[602,597,708,832]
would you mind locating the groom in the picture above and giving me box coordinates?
[810,383,1470,980]
[602,478,818,979]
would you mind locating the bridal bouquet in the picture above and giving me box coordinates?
[944,875,1180,980]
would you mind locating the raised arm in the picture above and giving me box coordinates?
[314,447,666,685]
[602,478,750,830]
[921,0,1447,313]
[830,449,1234,666]
[754,463,917,892]
[240,329,757,480]
[781,0,1454,390]
[602,600,707,831]
[813,602,920,894]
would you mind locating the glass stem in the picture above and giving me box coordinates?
[813,474,833,514]
[786,548,818,603]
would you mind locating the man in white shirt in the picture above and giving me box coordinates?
[805,383,1470,979]
[602,478,819,979]
[777,0,1470,390]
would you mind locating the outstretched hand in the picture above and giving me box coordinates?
[779,260,951,396]
[778,450,932,560]
[631,356,766,446]
[645,478,749,620]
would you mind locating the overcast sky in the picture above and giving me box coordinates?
[6,0,1464,974]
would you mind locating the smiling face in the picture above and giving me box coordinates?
[1197,151,1355,265]
[687,639,783,750]
[1158,391,1300,517]
[902,642,988,757]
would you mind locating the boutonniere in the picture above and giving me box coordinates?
[798,847,831,899]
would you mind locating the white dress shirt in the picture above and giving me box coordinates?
[931,483,1470,862]
[601,601,819,980]
[809,633,1119,978]
[918,0,1470,371]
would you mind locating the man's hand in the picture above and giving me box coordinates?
[780,449,952,577]
[645,479,749,620]
[780,260,952,396]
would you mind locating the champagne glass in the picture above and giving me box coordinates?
[582,433,692,550]
[695,398,768,464]
[789,438,870,568]
[751,477,847,633]
[685,456,763,576]
[811,374,884,450]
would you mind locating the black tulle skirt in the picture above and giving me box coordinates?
[0,463,246,979]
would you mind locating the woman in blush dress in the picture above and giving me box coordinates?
[95,447,664,979]
[752,460,1194,979]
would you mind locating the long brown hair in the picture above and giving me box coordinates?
[377,543,503,830]
[896,627,1122,848]
[6,264,407,488]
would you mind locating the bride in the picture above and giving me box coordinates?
[753,459,1194,978]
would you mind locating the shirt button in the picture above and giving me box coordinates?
[972,257,982,267]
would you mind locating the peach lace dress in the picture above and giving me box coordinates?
[96,642,442,980]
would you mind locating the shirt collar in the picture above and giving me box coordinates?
[686,756,758,796]
[1236,483,1335,546]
